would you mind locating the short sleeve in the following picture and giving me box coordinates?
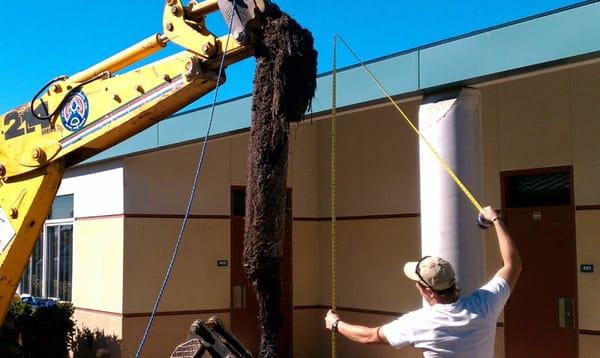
[476,275,511,317]
[380,313,414,349]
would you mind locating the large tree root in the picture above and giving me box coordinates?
[244,5,317,357]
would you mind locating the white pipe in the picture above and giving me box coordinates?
[418,88,484,297]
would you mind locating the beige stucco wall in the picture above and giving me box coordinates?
[60,160,125,314]
[317,218,421,312]
[122,218,230,314]
[123,140,231,216]
[495,71,574,171]
[292,221,320,306]
[570,63,600,206]
[72,309,123,357]
[307,61,600,356]
[481,62,600,341]
[72,217,124,314]
[571,63,600,354]
[580,334,600,358]
[62,58,600,356]
[290,121,321,217]
[317,104,420,217]
[576,210,600,330]
[230,134,250,187]
[73,309,122,336]
[293,308,326,358]
[306,96,509,356]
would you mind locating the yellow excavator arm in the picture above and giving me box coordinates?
[0,0,270,323]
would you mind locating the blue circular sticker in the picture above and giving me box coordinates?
[60,90,89,132]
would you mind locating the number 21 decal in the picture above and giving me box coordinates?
[2,105,51,140]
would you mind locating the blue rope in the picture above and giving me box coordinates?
[134,2,237,356]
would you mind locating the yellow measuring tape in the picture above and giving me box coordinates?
[331,35,338,358]
[335,35,483,213]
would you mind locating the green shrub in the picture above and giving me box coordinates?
[0,300,75,358]
[72,327,121,358]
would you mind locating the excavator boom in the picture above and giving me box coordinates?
[0,0,270,324]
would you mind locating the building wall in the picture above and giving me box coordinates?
[478,61,600,354]
[60,59,600,356]
[58,161,125,338]
[306,60,600,356]
[72,218,124,316]
[119,140,232,355]
[571,61,600,355]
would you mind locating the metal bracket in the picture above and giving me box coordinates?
[170,317,253,358]
[216,0,272,44]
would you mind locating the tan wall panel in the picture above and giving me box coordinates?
[318,221,333,305]
[571,62,600,205]
[576,210,600,330]
[579,334,600,358]
[293,309,327,358]
[317,103,421,218]
[497,71,573,170]
[124,139,231,215]
[230,134,249,186]
[73,218,123,313]
[73,309,122,336]
[122,312,230,358]
[123,218,230,313]
[290,122,321,217]
[293,221,320,305]
[480,85,502,206]
[318,218,421,312]
[73,309,123,358]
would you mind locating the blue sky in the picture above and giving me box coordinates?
[0,0,585,114]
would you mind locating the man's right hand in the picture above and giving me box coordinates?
[480,206,500,222]
[325,309,340,330]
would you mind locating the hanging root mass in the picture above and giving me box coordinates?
[243,4,317,358]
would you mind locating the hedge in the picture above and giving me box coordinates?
[0,299,75,358]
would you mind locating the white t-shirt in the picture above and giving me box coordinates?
[381,276,510,358]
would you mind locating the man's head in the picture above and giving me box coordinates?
[403,256,459,304]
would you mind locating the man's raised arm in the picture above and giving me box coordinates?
[481,206,522,289]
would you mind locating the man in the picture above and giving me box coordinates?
[325,206,521,357]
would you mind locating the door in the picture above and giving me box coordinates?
[230,187,293,357]
[502,168,578,358]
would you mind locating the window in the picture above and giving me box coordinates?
[504,171,571,208]
[19,195,74,301]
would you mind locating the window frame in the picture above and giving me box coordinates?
[18,195,74,301]
[43,219,74,300]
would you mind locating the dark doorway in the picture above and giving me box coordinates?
[230,186,293,356]
[502,167,578,358]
